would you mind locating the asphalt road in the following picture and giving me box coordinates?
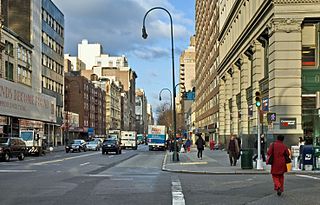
[0,145,319,205]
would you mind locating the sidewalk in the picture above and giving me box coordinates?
[162,147,320,175]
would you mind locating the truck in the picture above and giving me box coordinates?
[147,125,167,151]
[108,130,121,140]
[19,129,45,156]
[120,131,137,150]
[137,134,144,145]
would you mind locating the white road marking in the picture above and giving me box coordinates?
[31,152,99,165]
[87,174,113,177]
[111,178,133,181]
[0,169,36,173]
[179,161,208,165]
[296,174,320,180]
[172,177,185,205]
[80,162,90,166]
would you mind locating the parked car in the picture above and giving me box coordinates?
[0,137,27,161]
[86,141,101,151]
[102,138,121,155]
[65,139,87,153]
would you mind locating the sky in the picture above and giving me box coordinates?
[52,0,195,116]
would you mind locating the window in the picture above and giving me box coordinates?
[5,41,14,56]
[5,61,14,81]
[302,23,317,68]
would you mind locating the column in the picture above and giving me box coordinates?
[240,57,250,135]
[218,78,226,140]
[225,74,232,137]
[231,67,240,135]
[268,18,303,145]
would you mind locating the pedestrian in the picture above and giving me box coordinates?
[185,138,191,152]
[209,138,215,150]
[227,135,240,166]
[195,134,205,159]
[253,134,266,162]
[267,135,290,196]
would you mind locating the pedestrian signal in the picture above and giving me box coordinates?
[255,91,261,107]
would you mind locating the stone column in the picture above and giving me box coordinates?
[225,74,232,137]
[218,78,226,140]
[231,67,240,135]
[268,18,303,145]
[240,57,250,135]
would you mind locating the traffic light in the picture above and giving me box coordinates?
[255,91,261,107]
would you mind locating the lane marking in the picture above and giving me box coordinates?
[179,162,208,165]
[111,178,133,181]
[296,174,320,180]
[172,177,185,205]
[80,162,90,166]
[87,174,113,177]
[31,152,99,165]
[0,169,36,173]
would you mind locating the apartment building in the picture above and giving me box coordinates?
[194,0,220,142]
[64,75,106,140]
[0,0,63,145]
[218,0,320,146]
[135,89,148,135]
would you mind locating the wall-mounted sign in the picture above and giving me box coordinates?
[0,79,56,123]
[280,118,296,129]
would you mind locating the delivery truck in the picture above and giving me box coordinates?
[147,125,167,151]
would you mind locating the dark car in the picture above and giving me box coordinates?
[0,137,26,161]
[102,138,122,155]
[65,139,87,153]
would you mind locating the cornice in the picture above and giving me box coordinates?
[273,0,320,4]
[267,18,303,36]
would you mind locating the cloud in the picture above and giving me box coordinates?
[52,0,194,59]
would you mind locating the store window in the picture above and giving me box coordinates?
[302,23,318,68]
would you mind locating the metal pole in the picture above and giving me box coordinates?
[257,108,263,170]
[142,7,177,161]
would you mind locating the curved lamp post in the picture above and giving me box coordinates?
[142,7,178,161]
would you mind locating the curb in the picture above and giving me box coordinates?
[162,152,320,175]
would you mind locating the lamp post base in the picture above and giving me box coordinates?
[256,159,264,170]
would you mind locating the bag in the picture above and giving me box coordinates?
[284,151,292,164]
[266,143,274,165]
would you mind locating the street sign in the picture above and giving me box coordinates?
[267,112,276,122]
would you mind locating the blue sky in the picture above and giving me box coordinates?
[52,0,195,113]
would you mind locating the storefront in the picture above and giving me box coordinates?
[0,78,56,141]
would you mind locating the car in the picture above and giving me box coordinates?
[102,138,122,155]
[86,141,101,151]
[0,137,27,161]
[65,139,87,153]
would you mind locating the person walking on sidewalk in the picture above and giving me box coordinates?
[185,138,191,153]
[227,135,240,166]
[195,134,205,159]
[253,134,266,162]
[267,135,290,196]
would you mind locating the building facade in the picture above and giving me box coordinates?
[218,0,320,147]
[135,89,148,135]
[0,0,63,145]
[195,0,220,143]
[64,75,106,140]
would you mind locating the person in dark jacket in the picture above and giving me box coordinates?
[227,135,240,166]
[195,134,205,159]
[253,134,266,162]
[267,135,290,196]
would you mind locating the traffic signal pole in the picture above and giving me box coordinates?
[255,91,263,170]
[256,108,263,170]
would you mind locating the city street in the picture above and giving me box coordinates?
[0,145,320,205]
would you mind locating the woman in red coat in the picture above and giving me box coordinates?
[267,135,290,196]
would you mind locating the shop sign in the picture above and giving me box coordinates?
[280,118,296,129]
[0,79,56,123]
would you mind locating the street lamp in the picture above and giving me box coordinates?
[142,7,178,161]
